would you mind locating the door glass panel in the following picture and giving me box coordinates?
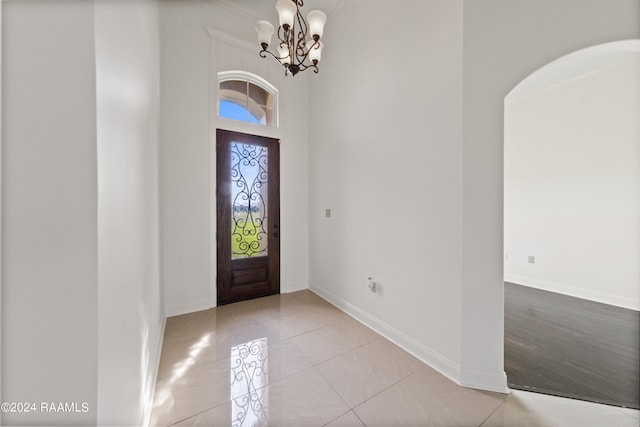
[231,142,269,259]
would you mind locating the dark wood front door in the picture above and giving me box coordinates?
[216,129,280,305]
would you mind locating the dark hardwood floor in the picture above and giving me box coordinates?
[504,282,640,409]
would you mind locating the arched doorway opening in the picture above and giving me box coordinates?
[503,40,640,408]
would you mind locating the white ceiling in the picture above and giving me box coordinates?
[213,0,344,23]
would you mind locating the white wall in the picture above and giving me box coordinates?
[159,0,309,315]
[308,0,640,394]
[505,56,640,310]
[2,1,98,424]
[156,0,638,399]
[461,0,640,391]
[308,0,465,384]
[95,1,164,425]
[0,0,4,417]
[2,1,164,425]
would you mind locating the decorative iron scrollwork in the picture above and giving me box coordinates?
[231,143,269,259]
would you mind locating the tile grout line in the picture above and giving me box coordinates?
[477,398,506,427]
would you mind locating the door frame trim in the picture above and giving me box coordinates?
[209,129,282,307]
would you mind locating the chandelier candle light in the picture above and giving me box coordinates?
[256,0,327,76]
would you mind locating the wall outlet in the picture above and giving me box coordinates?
[367,277,376,293]
[528,256,535,264]
[325,208,331,218]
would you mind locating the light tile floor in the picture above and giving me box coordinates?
[151,290,640,427]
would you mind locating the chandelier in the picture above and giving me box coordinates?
[255,0,327,76]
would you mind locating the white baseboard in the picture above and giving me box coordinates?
[165,299,212,317]
[461,368,509,394]
[309,283,463,388]
[282,284,309,294]
[144,315,166,427]
[164,285,313,317]
[505,274,640,311]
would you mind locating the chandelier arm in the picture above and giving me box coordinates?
[280,37,293,63]
[296,61,318,72]
[259,48,291,63]
[293,39,319,67]
[276,25,289,46]
[294,4,308,41]
[292,1,308,66]
[294,39,306,65]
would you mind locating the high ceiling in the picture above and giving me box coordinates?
[213,0,344,23]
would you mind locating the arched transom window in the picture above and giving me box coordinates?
[218,71,278,127]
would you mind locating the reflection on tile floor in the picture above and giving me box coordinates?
[151,290,640,426]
